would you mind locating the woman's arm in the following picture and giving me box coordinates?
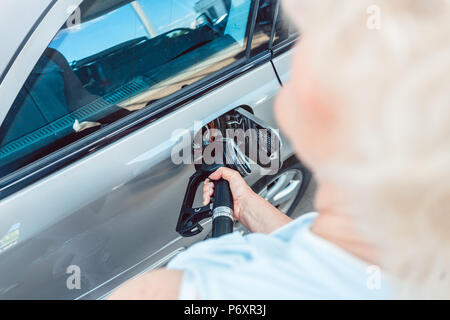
[109,168,291,300]
[239,193,293,234]
[107,269,183,300]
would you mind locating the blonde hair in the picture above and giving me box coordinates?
[282,0,450,298]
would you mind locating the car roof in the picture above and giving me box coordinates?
[0,0,53,80]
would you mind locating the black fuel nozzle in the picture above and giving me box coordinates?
[176,129,242,237]
[211,178,234,237]
[176,109,283,238]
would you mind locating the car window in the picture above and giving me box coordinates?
[272,1,298,47]
[0,0,253,178]
[249,0,278,58]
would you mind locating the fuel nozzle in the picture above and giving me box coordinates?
[211,178,234,237]
[176,123,236,238]
[176,109,283,238]
[199,127,236,237]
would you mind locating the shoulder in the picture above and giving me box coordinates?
[270,211,318,240]
[167,212,390,299]
[167,212,319,270]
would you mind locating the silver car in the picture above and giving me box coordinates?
[0,0,310,299]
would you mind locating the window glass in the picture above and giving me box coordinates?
[249,0,277,57]
[0,0,253,177]
[272,1,298,47]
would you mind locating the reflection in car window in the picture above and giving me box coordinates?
[0,0,252,177]
[272,1,299,47]
[250,0,277,57]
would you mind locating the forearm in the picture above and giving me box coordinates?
[107,268,183,300]
[240,194,293,234]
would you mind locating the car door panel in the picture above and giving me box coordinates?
[0,56,283,299]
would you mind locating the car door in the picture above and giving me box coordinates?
[0,0,290,299]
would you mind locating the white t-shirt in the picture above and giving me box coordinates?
[167,212,391,299]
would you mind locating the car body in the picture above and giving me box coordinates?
[0,0,300,299]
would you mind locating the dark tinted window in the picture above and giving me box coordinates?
[0,0,253,177]
[272,1,298,47]
[249,0,277,57]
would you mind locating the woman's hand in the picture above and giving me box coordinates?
[203,167,255,222]
[203,167,293,234]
